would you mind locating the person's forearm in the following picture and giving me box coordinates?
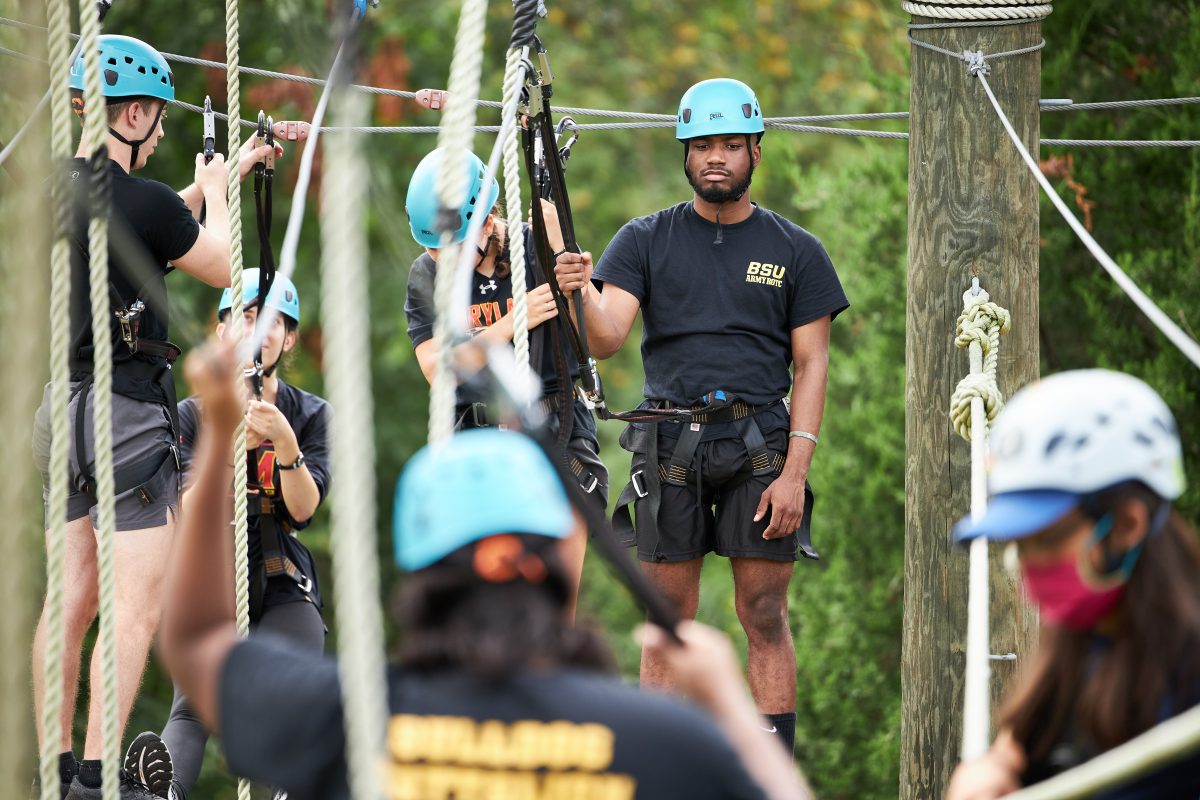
[582,283,626,359]
[706,688,813,800]
[782,355,828,480]
[179,183,204,219]
[202,187,231,251]
[273,431,321,522]
[161,420,237,669]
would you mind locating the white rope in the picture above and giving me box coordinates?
[500,46,530,376]
[76,1,119,796]
[902,1,1052,20]
[950,284,1011,760]
[428,0,490,444]
[221,3,252,798]
[1007,704,1200,800]
[321,82,388,800]
[38,0,72,795]
[975,72,1200,369]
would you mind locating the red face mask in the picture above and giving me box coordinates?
[1020,556,1126,631]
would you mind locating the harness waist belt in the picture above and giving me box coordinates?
[652,397,780,425]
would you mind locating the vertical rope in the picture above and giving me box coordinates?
[500,46,530,375]
[428,0,490,444]
[950,283,1011,760]
[223,2,251,798]
[38,0,73,796]
[75,3,119,797]
[321,80,388,800]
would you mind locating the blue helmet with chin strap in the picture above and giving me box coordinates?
[218,269,301,325]
[69,35,175,170]
[405,148,500,249]
[676,78,764,141]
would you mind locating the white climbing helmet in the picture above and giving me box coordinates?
[955,369,1185,541]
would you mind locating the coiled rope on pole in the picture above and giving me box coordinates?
[222,2,252,797]
[76,1,119,796]
[950,283,1011,761]
[321,63,388,800]
[901,1,1052,20]
[502,2,537,377]
[38,0,73,796]
[428,0,490,444]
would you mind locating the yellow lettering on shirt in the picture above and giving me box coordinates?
[744,261,786,288]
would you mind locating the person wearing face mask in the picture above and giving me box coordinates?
[403,147,609,617]
[946,369,1200,800]
[141,273,330,800]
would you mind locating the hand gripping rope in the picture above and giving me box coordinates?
[517,37,694,428]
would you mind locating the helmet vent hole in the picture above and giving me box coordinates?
[1072,435,1089,450]
[104,69,118,86]
[137,65,146,74]
[107,57,117,65]
[1044,433,1066,456]
[469,195,476,204]
[466,211,473,220]
[1133,431,1154,447]
[124,56,133,64]
[741,103,752,118]
[682,108,692,124]
[151,66,158,74]
[1096,414,1110,426]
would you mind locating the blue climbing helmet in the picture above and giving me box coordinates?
[218,269,301,325]
[405,147,500,249]
[69,35,175,102]
[675,78,764,141]
[393,429,573,571]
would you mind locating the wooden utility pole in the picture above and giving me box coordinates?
[901,13,1044,799]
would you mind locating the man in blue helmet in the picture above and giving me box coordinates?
[30,34,278,799]
[156,339,814,800]
[554,78,849,756]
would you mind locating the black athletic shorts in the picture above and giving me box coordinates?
[625,426,814,563]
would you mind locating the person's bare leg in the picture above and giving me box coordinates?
[32,516,100,754]
[561,512,588,622]
[81,520,174,759]
[731,557,795,713]
[638,558,703,693]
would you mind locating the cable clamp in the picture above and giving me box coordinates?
[964,50,990,77]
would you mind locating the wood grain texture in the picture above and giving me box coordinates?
[901,16,1043,799]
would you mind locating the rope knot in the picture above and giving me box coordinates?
[950,285,1012,442]
[964,50,990,77]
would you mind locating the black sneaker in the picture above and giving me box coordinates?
[63,771,159,800]
[122,733,173,799]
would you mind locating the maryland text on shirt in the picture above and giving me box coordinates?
[386,713,637,799]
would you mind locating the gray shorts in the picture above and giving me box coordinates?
[32,380,180,531]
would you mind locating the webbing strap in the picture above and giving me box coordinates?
[661,423,704,486]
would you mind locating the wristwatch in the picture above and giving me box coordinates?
[278,452,306,471]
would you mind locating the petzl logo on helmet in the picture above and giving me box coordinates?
[709,112,724,120]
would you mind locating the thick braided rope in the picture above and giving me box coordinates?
[902,1,1052,19]
[38,0,73,795]
[950,290,1010,442]
[501,47,530,374]
[77,3,120,797]
[428,0,489,444]
[223,4,252,798]
[321,85,388,800]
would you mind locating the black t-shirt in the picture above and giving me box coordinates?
[404,226,596,441]
[66,158,200,403]
[594,201,848,418]
[220,635,768,800]
[179,381,331,607]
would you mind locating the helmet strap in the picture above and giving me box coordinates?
[107,100,165,171]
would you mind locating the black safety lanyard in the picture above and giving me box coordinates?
[251,111,277,401]
[520,40,690,427]
[199,96,215,226]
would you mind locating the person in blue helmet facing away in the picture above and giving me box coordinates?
[554,78,849,756]
[142,273,329,800]
[158,339,815,800]
[947,370,1200,800]
[31,34,279,800]
[403,147,609,615]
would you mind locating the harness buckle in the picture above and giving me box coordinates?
[114,300,145,353]
[630,469,648,499]
[581,474,599,494]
